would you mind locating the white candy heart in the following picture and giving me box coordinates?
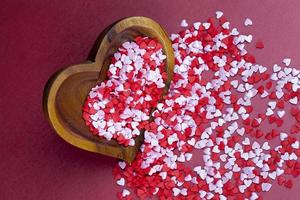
[168,133,178,145]
[199,190,207,198]
[252,142,260,149]
[222,22,230,29]
[172,188,181,196]
[282,152,289,160]
[180,188,187,196]
[194,166,207,180]
[244,18,253,26]
[289,96,298,105]
[238,107,247,114]
[261,91,269,98]
[122,189,130,197]
[292,141,299,149]
[237,128,245,136]
[244,179,252,187]
[184,174,192,182]
[268,171,276,180]
[284,67,292,75]
[245,83,253,91]
[237,84,246,92]
[262,183,272,192]
[266,108,274,116]
[180,19,188,27]
[177,154,185,162]
[159,172,167,180]
[258,65,267,73]
[185,153,192,161]
[201,132,210,140]
[280,132,288,141]
[212,146,220,153]
[195,140,208,149]
[290,153,298,160]
[241,113,249,120]
[292,68,300,76]
[275,91,284,99]
[203,22,211,30]
[231,80,239,88]
[117,178,125,186]
[271,73,278,80]
[273,64,281,72]
[276,168,284,176]
[216,11,224,19]
[283,58,291,66]
[188,138,196,146]
[277,110,285,118]
[268,101,276,109]
[220,154,228,162]
[118,161,126,169]
[193,22,201,30]
[262,142,270,150]
[239,185,247,193]
[245,34,253,43]
[231,28,239,35]
[242,138,250,145]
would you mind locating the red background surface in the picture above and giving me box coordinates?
[1,0,300,199]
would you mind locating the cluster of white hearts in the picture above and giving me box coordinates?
[83,38,166,146]
[115,11,300,200]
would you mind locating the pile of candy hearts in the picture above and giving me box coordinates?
[84,11,300,200]
[83,36,168,146]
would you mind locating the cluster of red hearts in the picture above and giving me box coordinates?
[82,37,168,146]
[110,12,300,200]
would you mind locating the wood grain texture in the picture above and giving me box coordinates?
[43,16,174,163]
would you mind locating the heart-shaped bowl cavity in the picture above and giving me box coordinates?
[43,16,174,163]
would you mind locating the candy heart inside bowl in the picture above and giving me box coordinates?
[43,16,174,163]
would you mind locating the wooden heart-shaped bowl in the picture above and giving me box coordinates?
[43,16,174,163]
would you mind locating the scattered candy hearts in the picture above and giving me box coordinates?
[85,12,300,200]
